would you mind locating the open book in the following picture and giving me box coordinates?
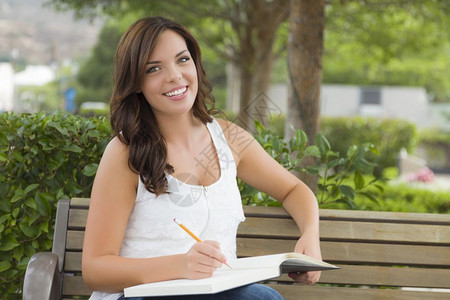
[123,252,338,297]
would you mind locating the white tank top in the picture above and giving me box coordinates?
[90,118,245,300]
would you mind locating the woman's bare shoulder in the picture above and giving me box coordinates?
[214,118,252,139]
[214,118,256,163]
[97,136,137,185]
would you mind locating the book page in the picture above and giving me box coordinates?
[223,253,289,270]
[221,252,337,272]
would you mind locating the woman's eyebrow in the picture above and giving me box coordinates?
[146,50,189,65]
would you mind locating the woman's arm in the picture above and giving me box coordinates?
[218,119,321,284]
[81,137,225,292]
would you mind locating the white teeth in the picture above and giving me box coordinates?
[165,87,187,97]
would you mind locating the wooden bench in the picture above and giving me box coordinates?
[23,198,450,299]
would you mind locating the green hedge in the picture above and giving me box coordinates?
[0,112,111,298]
[242,115,417,176]
[334,183,450,213]
[320,117,417,176]
[417,129,450,172]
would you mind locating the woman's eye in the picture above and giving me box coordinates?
[179,56,190,63]
[146,66,160,74]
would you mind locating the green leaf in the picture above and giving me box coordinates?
[338,185,355,200]
[63,144,83,153]
[295,130,308,150]
[12,207,19,219]
[24,183,39,195]
[40,221,49,233]
[354,171,365,190]
[329,158,346,168]
[12,245,24,261]
[360,191,380,204]
[305,166,321,175]
[0,182,8,198]
[254,120,264,134]
[19,223,39,238]
[354,157,374,174]
[346,145,358,158]
[34,192,51,216]
[0,196,10,213]
[335,198,358,210]
[17,256,30,270]
[11,188,25,203]
[0,152,8,162]
[31,239,39,249]
[0,214,9,225]
[47,121,68,135]
[0,261,11,272]
[81,163,99,177]
[374,184,385,193]
[316,134,331,155]
[271,136,281,153]
[0,235,20,251]
[303,146,321,158]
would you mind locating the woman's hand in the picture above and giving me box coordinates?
[183,240,226,279]
[289,232,322,285]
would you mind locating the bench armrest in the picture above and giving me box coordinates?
[23,252,62,300]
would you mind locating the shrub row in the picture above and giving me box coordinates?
[320,117,417,176]
[417,128,450,172]
[245,114,418,176]
[0,112,111,298]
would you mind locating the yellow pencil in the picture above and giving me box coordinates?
[173,218,232,269]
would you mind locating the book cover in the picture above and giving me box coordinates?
[124,252,338,297]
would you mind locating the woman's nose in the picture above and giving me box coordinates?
[166,64,182,82]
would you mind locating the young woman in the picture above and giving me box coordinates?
[82,16,321,300]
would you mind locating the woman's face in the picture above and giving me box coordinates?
[139,30,198,118]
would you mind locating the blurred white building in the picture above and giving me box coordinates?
[14,65,55,86]
[267,83,446,130]
[0,64,56,112]
[0,62,14,111]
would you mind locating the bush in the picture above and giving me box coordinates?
[417,128,450,172]
[240,121,383,209]
[0,111,111,299]
[321,117,417,176]
[250,115,417,176]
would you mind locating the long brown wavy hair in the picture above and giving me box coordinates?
[110,16,218,196]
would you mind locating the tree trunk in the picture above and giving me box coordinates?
[286,0,325,192]
[233,0,289,132]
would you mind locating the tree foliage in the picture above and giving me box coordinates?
[324,0,450,102]
[75,20,122,105]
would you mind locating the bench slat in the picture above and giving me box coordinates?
[66,232,450,267]
[64,274,450,300]
[268,284,450,300]
[64,251,450,289]
[237,239,450,267]
[243,206,450,225]
[319,265,450,289]
[67,205,450,230]
[68,212,450,245]
[63,275,91,297]
[239,217,450,244]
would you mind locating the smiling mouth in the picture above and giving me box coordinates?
[163,86,187,97]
